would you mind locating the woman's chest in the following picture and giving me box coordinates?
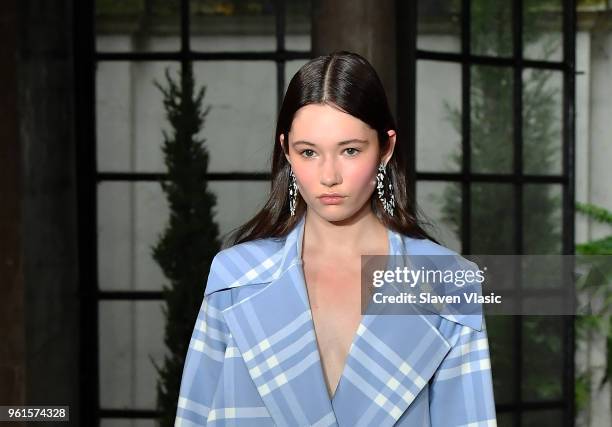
[302,260,364,395]
[302,259,363,332]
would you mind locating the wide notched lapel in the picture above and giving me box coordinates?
[221,215,339,427]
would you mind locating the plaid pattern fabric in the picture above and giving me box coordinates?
[175,214,497,426]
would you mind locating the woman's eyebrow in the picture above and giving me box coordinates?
[292,139,369,147]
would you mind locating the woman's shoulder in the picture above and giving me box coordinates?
[204,236,287,297]
[400,234,480,274]
[401,233,461,257]
[398,234,484,331]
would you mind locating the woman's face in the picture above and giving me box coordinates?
[280,103,396,222]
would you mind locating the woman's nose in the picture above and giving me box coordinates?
[320,159,342,186]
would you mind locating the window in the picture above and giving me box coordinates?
[401,0,576,425]
[76,0,578,425]
[75,0,313,425]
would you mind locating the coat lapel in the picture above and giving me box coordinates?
[222,214,479,426]
[221,215,338,426]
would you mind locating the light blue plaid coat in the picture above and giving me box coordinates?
[175,214,497,426]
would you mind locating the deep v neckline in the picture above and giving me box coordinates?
[296,220,394,403]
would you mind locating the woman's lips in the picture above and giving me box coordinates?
[319,196,345,205]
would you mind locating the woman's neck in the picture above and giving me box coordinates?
[302,208,388,258]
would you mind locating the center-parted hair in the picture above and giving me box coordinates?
[224,50,439,248]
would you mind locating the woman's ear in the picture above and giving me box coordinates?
[382,130,397,165]
[280,133,291,164]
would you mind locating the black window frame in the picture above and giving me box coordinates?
[397,0,576,425]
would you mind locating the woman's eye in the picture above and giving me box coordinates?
[299,148,360,158]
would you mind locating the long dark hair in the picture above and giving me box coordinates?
[223,50,440,248]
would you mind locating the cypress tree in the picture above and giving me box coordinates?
[151,62,221,427]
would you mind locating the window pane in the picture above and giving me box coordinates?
[211,180,271,243]
[523,69,563,176]
[285,60,309,96]
[96,0,181,52]
[96,61,179,173]
[417,60,462,173]
[487,316,516,405]
[496,411,514,427]
[522,408,564,425]
[416,181,462,253]
[286,0,312,51]
[471,0,513,57]
[98,181,269,290]
[99,301,166,409]
[523,184,562,254]
[193,61,276,173]
[97,61,276,173]
[190,0,276,52]
[524,0,563,61]
[470,183,514,253]
[471,65,513,174]
[522,317,564,401]
[417,0,461,53]
[98,182,169,291]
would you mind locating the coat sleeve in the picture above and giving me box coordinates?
[429,316,498,426]
[175,257,230,426]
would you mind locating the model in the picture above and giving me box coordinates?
[174,50,497,427]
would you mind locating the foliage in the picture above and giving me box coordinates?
[574,202,612,414]
[435,0,565,409]
[150,63,221,427]
[96,0,276,18]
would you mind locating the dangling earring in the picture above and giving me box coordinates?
[376,162,395,216]
[289,167,298,216]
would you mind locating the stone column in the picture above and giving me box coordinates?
[0,0,26,420]
[18,0,80,421]
[0,0,80,424]
[311,0,398,118]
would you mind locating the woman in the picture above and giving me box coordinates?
[175,51,497,426]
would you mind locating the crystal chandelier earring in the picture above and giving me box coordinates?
[289,167,298,216]
[376,161,395,216]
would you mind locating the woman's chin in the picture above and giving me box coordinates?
[317,208,361,225]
